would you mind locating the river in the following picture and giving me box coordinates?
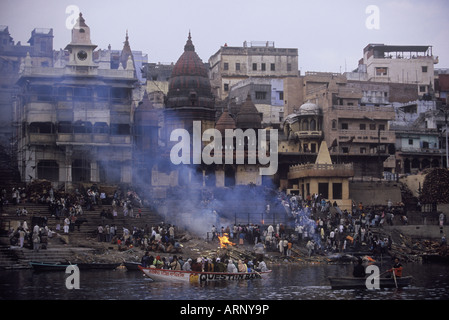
[1,262,449,301]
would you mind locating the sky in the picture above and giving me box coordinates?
[1,0,448,73]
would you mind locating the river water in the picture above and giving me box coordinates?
[1,262,449,301]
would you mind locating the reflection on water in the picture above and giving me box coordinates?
[1,263,449,300]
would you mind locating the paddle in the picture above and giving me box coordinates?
[392,267,398,288]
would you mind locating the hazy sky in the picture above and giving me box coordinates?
[1,0,448,73]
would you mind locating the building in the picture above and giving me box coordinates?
[284,72,396,178]
[287,140,354,211]
[14,13,138,189]
[351,44,438,96]
[227,77,285,125]
[0,26,54,148]
[389,99,447,173]
[208,41,299,101]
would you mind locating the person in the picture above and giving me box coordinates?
[353,259,365,278]
[153,255,164,269]
[170,255,182,270]
[141,252,152,267]
[32,231,40,251]
[227,259,237,273]
[64,217,70,234]
[182,258,192,271]
[237,260,247,273]
[256,258,268,272]
[18,228,25,248]
[388,258,403,278]
[191,258,203,272]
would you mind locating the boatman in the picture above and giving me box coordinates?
[352,258,365,278]
[387,258,403,278]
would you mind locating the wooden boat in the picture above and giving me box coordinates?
[123,261,142,271]
[29,261,76,271]
[138,265,272,283]
[75,262,121,270]
[328,275,413,289]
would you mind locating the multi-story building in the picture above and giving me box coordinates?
[352,44,438,96]
[0,26,54,148]
[14,13,139,189]
[227,78,285,125]
[208,41,299,101]
[281,72,396,178]
[389,99,447,173]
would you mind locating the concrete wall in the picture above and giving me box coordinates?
[349,180,402,206]
[384,225,446,240]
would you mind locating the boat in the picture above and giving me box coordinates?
[328,275,413,289]
[29,261,76,271]
[75,262,121,270]
[123,261,142,271]
[138,265,272,283]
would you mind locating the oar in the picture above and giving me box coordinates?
[392,267,398,288]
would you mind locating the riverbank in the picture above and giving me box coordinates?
[7,223,444,270]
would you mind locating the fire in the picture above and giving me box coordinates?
[218,233,235,248]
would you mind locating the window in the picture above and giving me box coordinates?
[332,183,342,200]
[223,62,229,71]
[342,147,349,153]
[419,85,426,93]
[378,124,385,131]
[360,147,366,154]
[255,91,266,100]
[224,83,229,92]
[235,63,240,71]
[408,139,413,145]
[375,67,388,76]
[332,120,337,129]
[318,183,329,199]
[252,63,257,71]
[287,63,292,71]
[278,91,284,100]
[370,124,376,130]
[360,124,366,130]
[341,123,348,130]
[261,63,266,71]
[422,66,428,73]
[271,63,275,71]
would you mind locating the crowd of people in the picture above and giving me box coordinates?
[140,252,269,274]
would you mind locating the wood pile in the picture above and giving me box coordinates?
[420,168,449,204]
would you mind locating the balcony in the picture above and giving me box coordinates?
[295,130,323,139]
[337,129,396,143]
[56,133,132,147]
[28,133,56,145]
[288,163,354,180]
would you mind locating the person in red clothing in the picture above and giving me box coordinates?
[388,258,403,277]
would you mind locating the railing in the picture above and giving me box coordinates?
[289,163,353,172]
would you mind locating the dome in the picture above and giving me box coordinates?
[298,101,322,115]
[134,91,159,127]
[215,111,236,134]
[235,95,262,129]
[166,32,214,109]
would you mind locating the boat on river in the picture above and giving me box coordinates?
[29,261,76,271]
[138,265,272,283]
[328,275,413,289]
[123,261,142,271]
[75,262,121,270]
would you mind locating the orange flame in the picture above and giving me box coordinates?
[218,233,235,248]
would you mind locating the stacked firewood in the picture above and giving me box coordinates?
[420,168,449,204]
